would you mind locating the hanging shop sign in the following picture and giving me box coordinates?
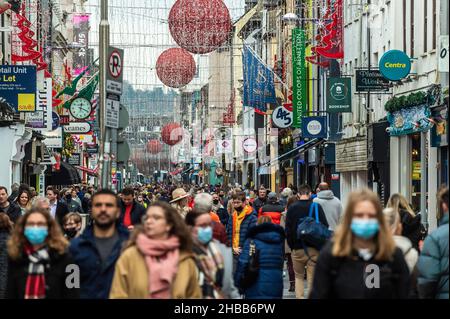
[51,112,60,131]
[327,77,352,113]
[72,14,90,75]
[63,122,92,134]
[67,153,81,166]
[59,115,70,126]
[0,65,36,112]
[242,138,258,153]
[43,127,63,148]
[379,50,411,81]
[292,28,307,128]
[302,116,327,139]
[431,105,448,147]
[439,35,449,73]
[25,77,52,129]
[86,143,99,154]
[355,69,390,92]
[387,104,433,136]
[272,105,293,128]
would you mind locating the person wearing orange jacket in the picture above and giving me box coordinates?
[226,191,257,270]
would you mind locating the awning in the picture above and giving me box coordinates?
[261,138,325,168]
[49,162,81,185]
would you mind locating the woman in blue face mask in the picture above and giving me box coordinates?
[6,208,79,299]
[185,210,240,299]
[309,189,411,299]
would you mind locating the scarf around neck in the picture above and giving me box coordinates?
[24,245,49,299]
[135,234,180,299]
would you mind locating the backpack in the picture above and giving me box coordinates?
[296,202,332,250]
[239,240,260,289]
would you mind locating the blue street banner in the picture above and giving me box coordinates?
[242,45,276,112]
[302,116,328,139]
[0,65,37,112]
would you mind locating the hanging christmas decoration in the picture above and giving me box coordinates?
[156,48,196,88]
[147,140,162,154]
[306,0,332,67]
[162,122,183,146]
[0,1,11,14]
[313,0,344,60]
[168,0,232,54]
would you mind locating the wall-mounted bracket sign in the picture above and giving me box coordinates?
[379,50,412,81]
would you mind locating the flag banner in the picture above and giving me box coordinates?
[243,45,276,112]
[73,14,90,76]
[292,28,307,128]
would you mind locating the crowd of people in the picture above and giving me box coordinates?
[0,181,448,299]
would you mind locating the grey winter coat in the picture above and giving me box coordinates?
[313,190,343,231]
[216,241,241,299]
[417,214,449,299]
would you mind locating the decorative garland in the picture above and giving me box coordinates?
[384,86,440,113]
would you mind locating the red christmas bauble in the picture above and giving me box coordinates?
[147,140,162,154]
[168,0,232,54]
[162,123,183,146]
[156,48,196,88]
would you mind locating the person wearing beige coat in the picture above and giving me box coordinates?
[109,245,201,299]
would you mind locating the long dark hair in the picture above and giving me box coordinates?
[0,213,13,233]
[125,201,192,252]
[15,189,31,207]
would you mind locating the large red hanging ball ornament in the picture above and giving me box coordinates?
[168,0,232,54]
[147,140,162,154]
[156,48,196,88]
[162,123,183,146]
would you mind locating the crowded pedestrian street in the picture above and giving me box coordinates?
[0,0,448,307]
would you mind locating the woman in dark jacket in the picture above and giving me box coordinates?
[0,213,13,299]
[6,208,79,299]
[234,216,285,299]
[310,189,410,299]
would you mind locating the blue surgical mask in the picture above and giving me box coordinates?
[24,227,48,245]
[197,226,213,244]
[351,218,379,239]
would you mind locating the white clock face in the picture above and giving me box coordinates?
[70,98,92,120]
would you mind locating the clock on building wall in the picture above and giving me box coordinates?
[69,98,92,120]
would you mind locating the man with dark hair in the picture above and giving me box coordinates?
[46,186,69,226]
[69,189,129,299]
[119,187,146,230]
[313,182,343,231]
[226,191,257,269]
[259,192,284,225]
[0,186,21,223]
[286,184,329,299]
[253,187,268,213]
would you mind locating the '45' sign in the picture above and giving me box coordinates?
[272,106,293,128]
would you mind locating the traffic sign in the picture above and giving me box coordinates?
[106,47,124,95]
[242,138,257,153]
[106,93,120,129]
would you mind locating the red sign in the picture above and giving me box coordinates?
[331,173,340,181]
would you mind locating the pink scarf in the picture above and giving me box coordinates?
[136,234,180,299]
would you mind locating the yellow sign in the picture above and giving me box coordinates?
[18,93,36,112]
[412,161,421,180]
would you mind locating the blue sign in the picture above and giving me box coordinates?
[387,104,432,136]
[379,50,411,81]
[52,112,60,131]
[302,116,327,139]
[243,45,277,112]
[0,65,37,112]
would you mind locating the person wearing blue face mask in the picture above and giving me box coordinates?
[309,189,411,299]
[185,210,240,299]
[6,208,79,299]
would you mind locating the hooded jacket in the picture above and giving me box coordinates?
[259,201,284,225]
[417,214,449,299]
[313,190,343,231]
[234,223,285,299]
[393,235,418,273]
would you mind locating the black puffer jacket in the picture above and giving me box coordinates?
[0,231,9,299]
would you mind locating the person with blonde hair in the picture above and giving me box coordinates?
[309,189,410,299]
[6,208,79,299]
[387,193,423,251]
[62,212,83,240]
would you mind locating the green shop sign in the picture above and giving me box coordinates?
[327,77,352,113]
[292,28,307,128]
